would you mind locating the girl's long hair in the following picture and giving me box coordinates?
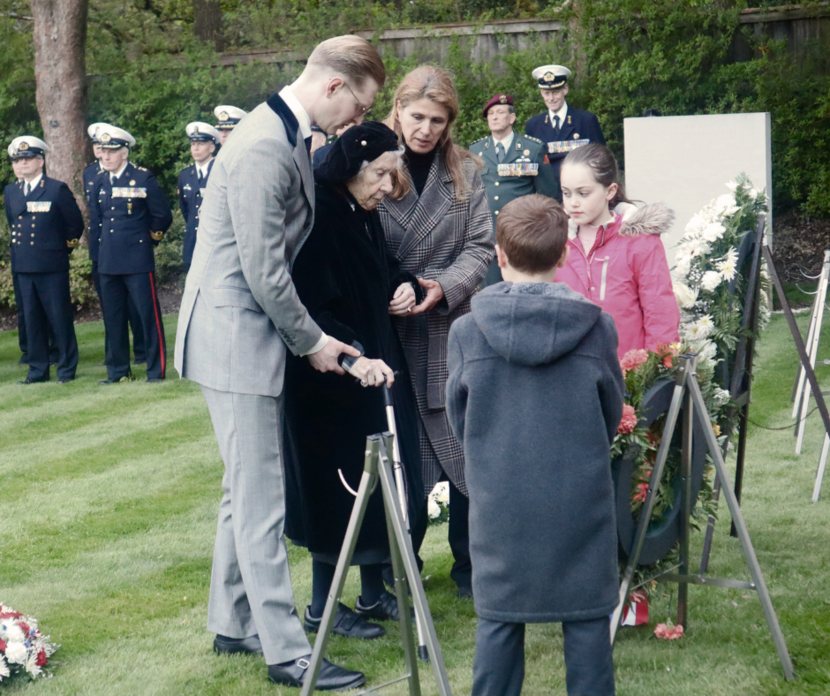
[563,143,634,208]
[385,65,478,201]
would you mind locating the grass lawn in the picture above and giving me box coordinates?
[1,311,829,695]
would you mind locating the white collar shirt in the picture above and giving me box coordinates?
[195,159,213,180]
[549,102,569,131]
[110,161,129,184]
[279,86,313,140]
[24,173,43,194]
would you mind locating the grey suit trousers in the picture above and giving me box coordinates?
[201,385,310,665]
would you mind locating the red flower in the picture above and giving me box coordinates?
[19,621,30,635]
[36,648,47,667]
[0,611,23,620]
[617,404,638,434]
[654,622,684,640]
[0,638,6,652]
[633,482,649,503]
[620,349,649,374]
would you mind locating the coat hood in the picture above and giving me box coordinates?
[567,202,675,239]
[470,282,603,366]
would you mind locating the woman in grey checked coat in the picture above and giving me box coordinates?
[378,65,495,596]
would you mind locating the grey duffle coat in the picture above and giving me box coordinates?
[446,282,625,623]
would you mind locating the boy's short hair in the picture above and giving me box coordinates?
[496,194,569,274]
[306,35,386,90]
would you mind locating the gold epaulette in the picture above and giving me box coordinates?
[523,135,543,145]
[150,230,164,241]
[469,137,488,147]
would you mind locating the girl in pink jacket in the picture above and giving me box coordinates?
[557,144,680,358]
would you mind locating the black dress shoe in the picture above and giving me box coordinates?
[304,603,385,639]
[268,655,366,691]
[355,591,413,622]
[146,377,164,383]
[99,376,131,385]
[57,378,74,384]
[17,377,49,385]
[456,584,473,600]
[134,358,147,365]
[213,633,263,655]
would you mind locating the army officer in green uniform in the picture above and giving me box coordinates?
[471,94,560,286]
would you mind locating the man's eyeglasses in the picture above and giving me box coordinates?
[343,81,372,117]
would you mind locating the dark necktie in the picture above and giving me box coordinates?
[496,143,505,163]
[304,135,312,156]
[552,114,561,136]
[24,182,30,196]
[197,169,205,185]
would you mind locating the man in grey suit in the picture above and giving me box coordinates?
[174,35,385,691]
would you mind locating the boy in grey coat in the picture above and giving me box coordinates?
[446,194,624,696]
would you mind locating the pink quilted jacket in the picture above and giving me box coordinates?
[557,203,680,358]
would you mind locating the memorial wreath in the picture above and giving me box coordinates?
[611,175,769,594]
[0,604,58,681]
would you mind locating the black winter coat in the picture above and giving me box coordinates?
[446,282,625,623]
[284,184,423,560]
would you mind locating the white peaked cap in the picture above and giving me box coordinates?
[186,121,221,143]
[8,135,49,157]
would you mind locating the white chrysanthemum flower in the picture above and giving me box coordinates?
[433,481,449,505]
[4,641,28,665]
[673,282,699,309]
[700,222,726,243]
[674,254,692,277]
[3,625,25,644]
[714,193,740,218]
[701,270,723,292]
[725,180,739,192]
[427,497,441,520]
[714,388,731,406]
[684,315,714,341]
[0,655,9,679]
[24,652,42,678]
[748,188,759,200]
[717,247,739,281]
[685,238,711,259]
[684,212,707,236]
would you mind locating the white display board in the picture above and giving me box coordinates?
[623,113,772,262]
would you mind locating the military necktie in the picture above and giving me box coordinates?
[24,182,30,196]
[552,114,561,136]
[304,135,312,156]
[197,169,205,185]
[496,143,505,163]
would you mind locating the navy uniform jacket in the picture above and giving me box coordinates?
[83,161,105,261]
[470,132,560,220]
[525,106,606,179]
[4,176,84,274]
[93,162,173,275]
[177,159,213,266]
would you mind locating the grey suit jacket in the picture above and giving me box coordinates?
[174,98,322,396]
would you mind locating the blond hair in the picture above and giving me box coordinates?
[384,65,478,201]
[306,35,385,90]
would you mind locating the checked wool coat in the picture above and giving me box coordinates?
[377,152,494,496]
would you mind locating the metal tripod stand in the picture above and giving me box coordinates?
[610,355,795,681]
[300,434,453,696]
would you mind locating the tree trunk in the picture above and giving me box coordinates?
[29,0,90,217]
[193,0,225,51]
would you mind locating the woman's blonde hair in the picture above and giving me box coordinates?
[385,65,478,201]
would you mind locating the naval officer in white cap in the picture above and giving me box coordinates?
[93,125,172,384]
[213,105,247,145]
[178,122,221,270]
[524,64,605,194]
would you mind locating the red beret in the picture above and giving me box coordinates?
[482,94,514,118]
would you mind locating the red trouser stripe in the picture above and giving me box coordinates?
[148,272,166,378]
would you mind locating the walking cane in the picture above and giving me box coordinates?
[381,382,430,662]
[340,345,430,661]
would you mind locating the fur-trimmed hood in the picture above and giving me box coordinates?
[568,201,675,239]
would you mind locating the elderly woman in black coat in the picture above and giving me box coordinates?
[284,122,423,640]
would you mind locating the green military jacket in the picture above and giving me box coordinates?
[470,131,561,222]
